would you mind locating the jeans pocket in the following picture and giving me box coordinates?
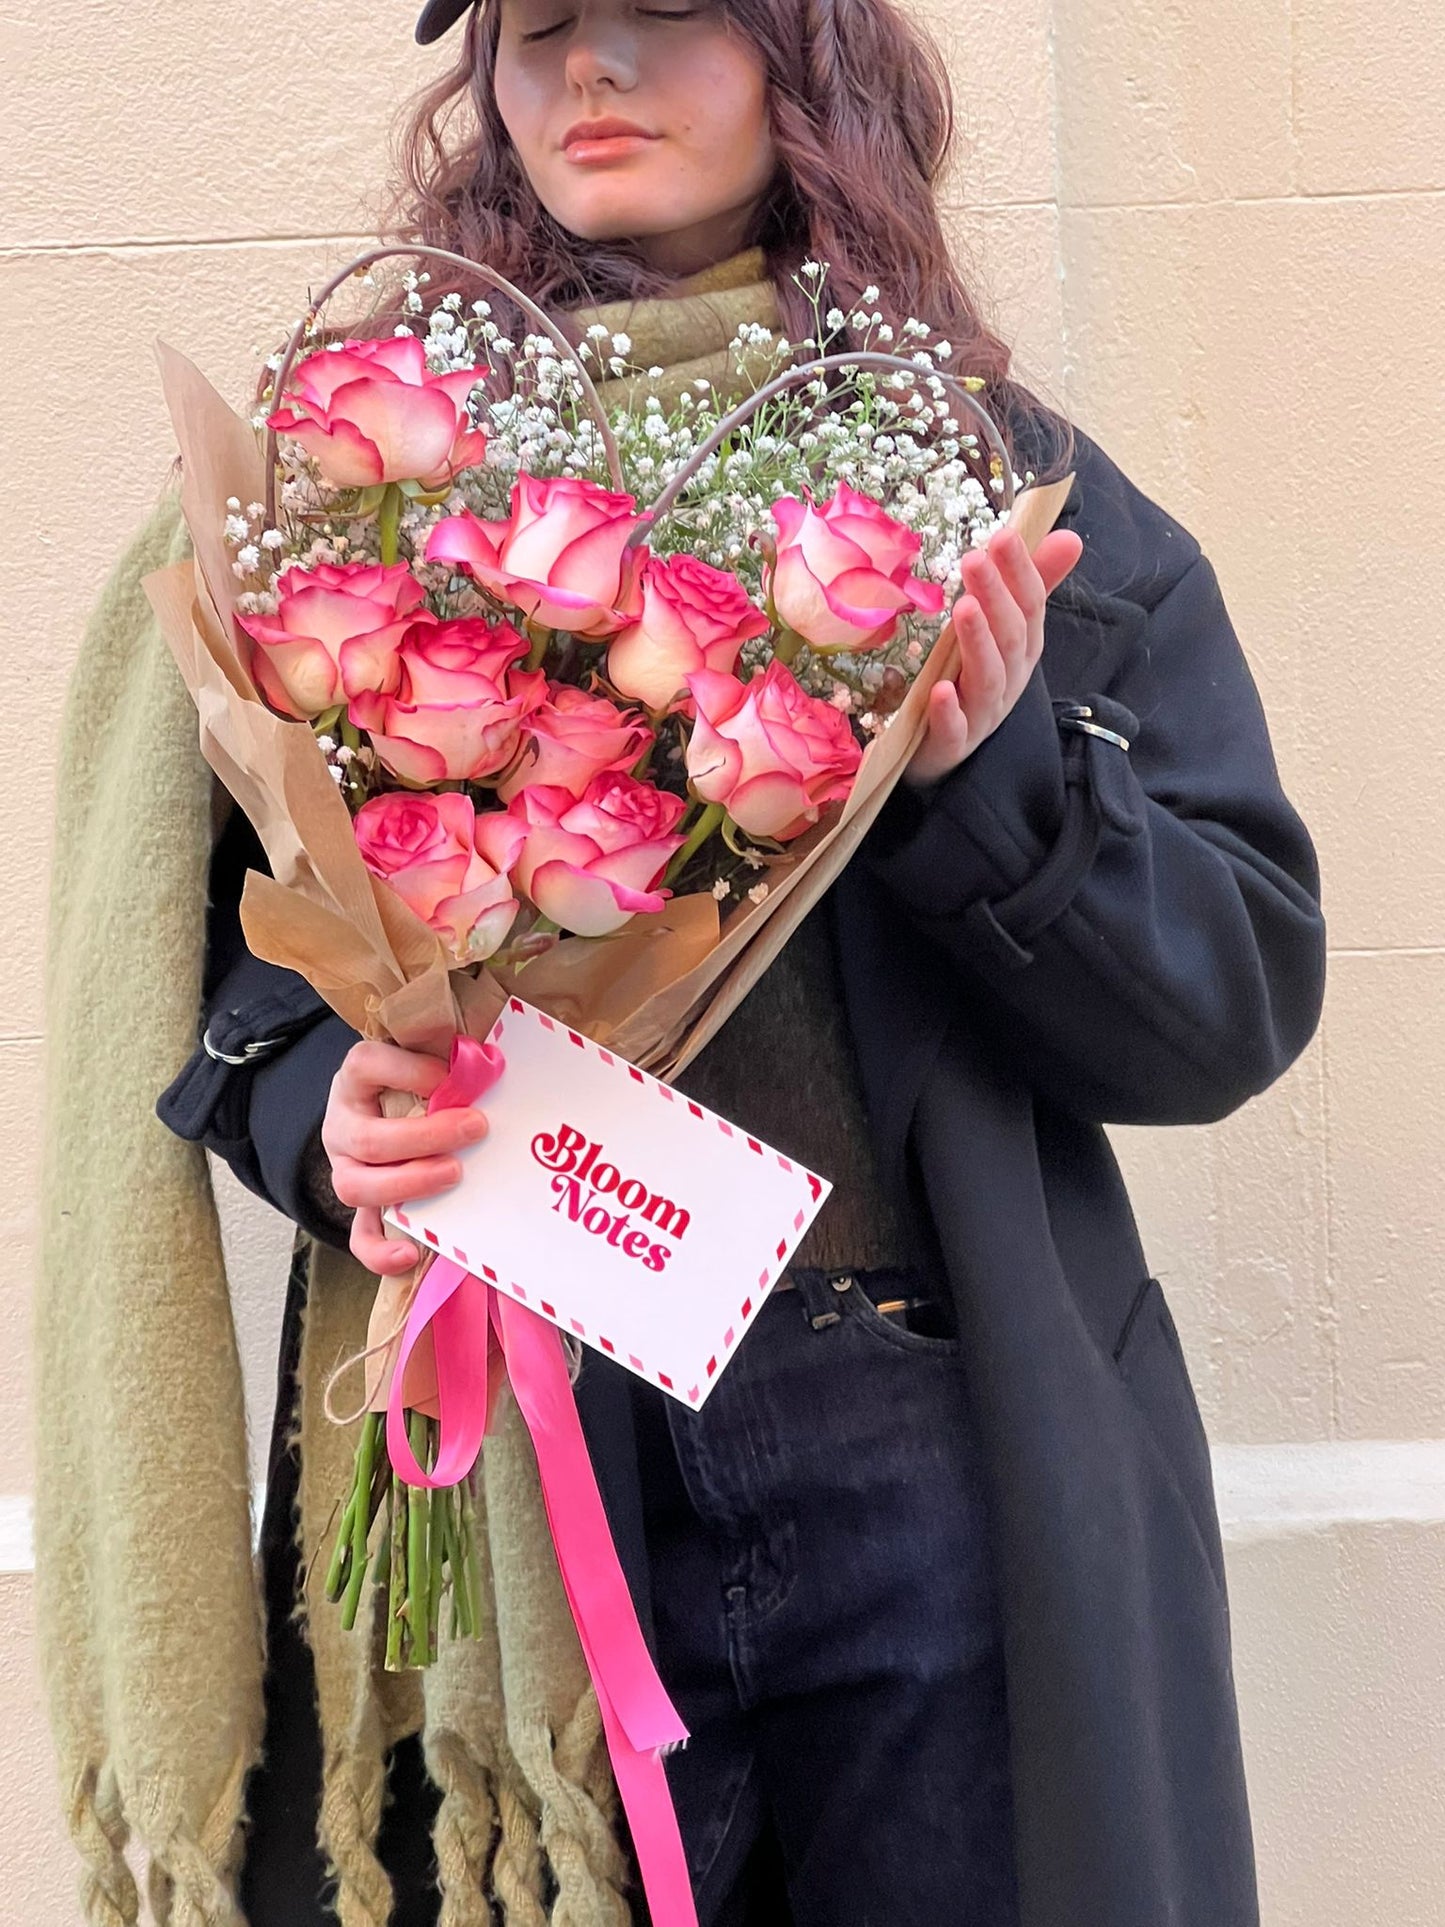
[840,1271,964,1361]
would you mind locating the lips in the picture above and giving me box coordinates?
[562,117,657,153]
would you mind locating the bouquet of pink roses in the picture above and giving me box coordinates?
[147,244,1070,1673]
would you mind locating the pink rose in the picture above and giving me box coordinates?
[266,335,487,491]
[684,660,862,842]
[425,473,646,639]
[235,560,427,720]
[354,791,523,962]
[496,686,652,804]
[766,482,945,653]
[476,773,686,938]
[605,552,769,712]
[345,618,546,784]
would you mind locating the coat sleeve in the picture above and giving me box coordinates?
[863,525,1326,1127]
[155,805,359,1247]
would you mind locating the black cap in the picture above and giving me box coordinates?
[415,0,476,43]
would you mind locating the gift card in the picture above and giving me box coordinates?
[384,995,832,1407]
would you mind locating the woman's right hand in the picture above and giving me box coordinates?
[321,1039,490,1277]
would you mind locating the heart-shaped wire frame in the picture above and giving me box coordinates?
[261,242,1017,534]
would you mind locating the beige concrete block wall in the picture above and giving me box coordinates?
[3,0,1440,1918]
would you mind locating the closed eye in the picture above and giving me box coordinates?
[518,4,700,41]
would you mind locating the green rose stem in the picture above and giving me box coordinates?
[386,1468,408,1670]
[371,1491,393,1587]
[447,1488,477,1640]
[342,1409,381,1628]
[377,482,403,568]
[427,1478,447,1655]
[771,625,806,669]
[523,620,555,672]
[459,1471,481,1639]
[406,1411,433,1667]
[662,801,725,890]
[324,1489,356,1603]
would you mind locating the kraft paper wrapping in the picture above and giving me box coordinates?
[142,340,1071,1403]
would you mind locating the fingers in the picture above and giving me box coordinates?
[903,678,973,788]
[329,1149,468,1212]
[959,539,1028,666]
[327,1103,488,1168]
[1030,527,1085,594]
[351,1204,424,1278]
[905,523,1084,792]
[334,1038,452,1106]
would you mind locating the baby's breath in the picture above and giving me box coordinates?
[242,265,1024,704]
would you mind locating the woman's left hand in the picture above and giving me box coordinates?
[903,522,1085,789]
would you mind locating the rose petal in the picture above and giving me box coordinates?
[529,861,663,937]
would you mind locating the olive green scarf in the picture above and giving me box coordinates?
[33,255,779,1926]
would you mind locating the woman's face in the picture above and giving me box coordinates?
[493,0,777,276]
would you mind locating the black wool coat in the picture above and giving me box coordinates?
[162,424,1326,1927]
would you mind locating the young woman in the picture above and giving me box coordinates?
[160,1,1326,1921]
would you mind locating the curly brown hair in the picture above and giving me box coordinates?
[305,0,1074,488]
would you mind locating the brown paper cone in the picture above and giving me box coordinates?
[144,336,1072,1410]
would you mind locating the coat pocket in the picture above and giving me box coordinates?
[1112,1277,1228,1603]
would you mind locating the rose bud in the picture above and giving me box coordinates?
[354,790,523,963]
[605,551,768,712]
[684,660,862,842]
[766,482,945,653]
[476,773,686,938]
[234,560,426,720]
[266,335,487,491]
[345,617,546,784]
[496,686,652,804]
[425,473,646,639]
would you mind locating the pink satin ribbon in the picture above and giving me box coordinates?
[386,1033,697,1926]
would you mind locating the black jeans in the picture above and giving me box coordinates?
[630,1265,1019,1927]
[241,1255,1017,1925]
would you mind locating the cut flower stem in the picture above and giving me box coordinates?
[325,1405,485,1670]
[662,801,725,889]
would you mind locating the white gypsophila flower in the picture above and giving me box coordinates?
[747,882,769,905]
[611,331,632,356]
[226,495,242,511]
[711,878,730,901]
[236,544,261,571]
[861,284,880,304]
[224,514,250,545]
[260,528,285,550]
